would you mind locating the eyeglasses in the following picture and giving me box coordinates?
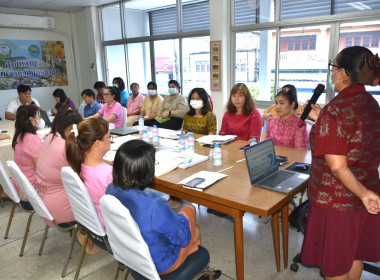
[102,93,111,96]
[328,62,340,72]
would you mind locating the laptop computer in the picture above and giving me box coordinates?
[244,138,309,193]
[110,127,139,136]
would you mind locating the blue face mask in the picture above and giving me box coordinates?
[328,69,340,92]
[168,88,177,95]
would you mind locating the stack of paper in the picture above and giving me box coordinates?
[196,135,236,145]
[179,171,228,191]
[110,135,140,151]
[155,150,184,177]
[177,151,208,169]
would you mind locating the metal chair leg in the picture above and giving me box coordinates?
[73,233,88,280]
[0,195,4,208]
[113,263,120,280]
[4,202,16,239]
[39,225,49,255]
[19,211,34,257]
[62,227,79,278]
[123,269,129,280]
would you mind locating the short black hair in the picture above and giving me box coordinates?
[81,89,95,99]
[94,81,106,89]
[187,88,212,116]
[168,80,181,93]
[112,77,126,91]
[51,105,83,140]
[278,84,298,110]
[52,88,67,103]
[17,85,31,93]
[106,86,121,103]
[113,140,155,191]
[147,81,157,90]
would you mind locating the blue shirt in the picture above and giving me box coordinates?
[120,89,129,106]
[106,183,191,273]
[84,101,102,118]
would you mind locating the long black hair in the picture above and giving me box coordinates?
[53,88,68,103]
[50,105,82,141]
[12,105,39,149]
[106,86,121,103]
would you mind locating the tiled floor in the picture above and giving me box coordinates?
[0,198,379,280]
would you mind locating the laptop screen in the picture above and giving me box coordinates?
[244,138,278,184]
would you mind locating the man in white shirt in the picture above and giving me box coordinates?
[5,85,41,120]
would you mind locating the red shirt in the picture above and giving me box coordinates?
[219,109,263,141]
[308,84,380,211]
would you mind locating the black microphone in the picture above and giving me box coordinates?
[300,83,325,122]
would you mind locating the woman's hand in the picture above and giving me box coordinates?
[263,113,273,120]
[303,101,321,121]
[161,111,170,118]
[359,188,380,214]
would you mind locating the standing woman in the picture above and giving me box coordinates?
[11,105,43,201]
[112,77,128,107]
[266,88,308,149]
[183,88,217,135]
[301,46,380,280]
[51,88,76,115]
[139,81,163,127]
[219,83,263,141]
[89,86,124,128]
[35,106,82,225]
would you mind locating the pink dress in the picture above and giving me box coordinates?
[98,101,124,128]
[35,133,74,225]
[12,133,42,201]
[80,163,113,226]
[266,114,308,150]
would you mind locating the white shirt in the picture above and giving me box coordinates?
[5,97,40,115]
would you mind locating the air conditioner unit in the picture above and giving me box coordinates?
[0,13,54,29]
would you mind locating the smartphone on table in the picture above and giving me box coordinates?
[184,177,205,188]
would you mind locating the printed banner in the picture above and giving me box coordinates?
[0,39,68,89]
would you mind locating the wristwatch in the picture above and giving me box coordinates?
[169,111,171,117]
[31,101,35,105]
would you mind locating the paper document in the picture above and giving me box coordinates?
[110,135,140,151]
[155,150,184,177]
[196,135,236,145]
[158,129,184,140]
[177,151,208,169]
[179,171,228,191]
[103,150,116,162]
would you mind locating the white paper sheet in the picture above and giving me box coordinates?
[179,171,228,191]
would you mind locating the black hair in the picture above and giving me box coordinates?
[277,84,298,110]
[94,81,106,89]
[113,140,155,191]
[187,88,212,116]
[12,105,39,149]
[130,83,140,90]
[50,105,83,141]
[112,77,126,91]
[81,89,95,99]
[53,88,68,103]
[147,81,157,90]
[106,86,121,103]
[336,46,373,84]
[168,80,181,93]
[17,84,31,93]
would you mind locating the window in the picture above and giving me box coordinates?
[281,0,331,20]
[123,3,150,38]
[126,43,151,92]
[302,39,308,50]
[234,0,275,26]
[345,37,353,47]
[149,5,177,35]
[105,45,127,86]
[102,4,122,41]
[295,40,301,50]
[288,40,293,50]
[182,0,210,32]
[372,36,379,47]
[354,36,361,46]
[363,36,370,47]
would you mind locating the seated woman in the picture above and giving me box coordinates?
[35,106,82,225]
[51,88,76,115]
[112,77,129,107]
[219,83,263,141]
[89,86,124,128]
[66,118,112,254]
[126,83,145,127]
[138,81,163,127]
[266,88,308,150]
[106,140,221,278]
[154,80,189,130]
[183,88,217,135]
[11,105,43,201]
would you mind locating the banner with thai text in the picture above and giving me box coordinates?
[0,39,68,89]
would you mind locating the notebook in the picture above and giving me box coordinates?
[110,127,139,136]
[244,138,309,193]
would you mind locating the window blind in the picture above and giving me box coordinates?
[149,6,177,35]
[183,1,210,32]
[280,0,331,20]
[234,0,258,26]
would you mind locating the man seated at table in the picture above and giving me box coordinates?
[5,85,41,120]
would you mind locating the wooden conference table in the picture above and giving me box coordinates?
[152,136,311,280]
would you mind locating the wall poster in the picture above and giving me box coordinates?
[0,39,68,90]
[210,40,222,91]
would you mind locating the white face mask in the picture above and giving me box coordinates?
[34,118,45,130]
[190,100,203,109]
[148,90,157,96]
[168,88,177,95]
[113,83,118,88]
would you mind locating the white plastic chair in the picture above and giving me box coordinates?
[122,107,128,128]
[7,161,77,278]
[0,161,34,256]
[100,194,212,280]
[61,166,112,280]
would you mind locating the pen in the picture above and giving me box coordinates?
[236,159,245,163]
[217,166,234,173]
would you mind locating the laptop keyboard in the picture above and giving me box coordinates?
[259,170,293,188]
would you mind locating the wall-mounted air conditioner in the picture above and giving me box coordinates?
[0,13,54,29]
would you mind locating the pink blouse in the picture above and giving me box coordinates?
[127,94,145,115]
[80,163,113,226]
[98,101,124,128]
[266,114,308,150]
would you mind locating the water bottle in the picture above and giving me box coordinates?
[152,125,159,147]
[142,130,149,143]
[250,138,257,146]
[186,132,195,152]
[178,135,186,157]
[138,116,144,135]
[213,143,222,166]
[47,107,52,117]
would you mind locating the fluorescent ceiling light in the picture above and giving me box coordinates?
[347,2,372,10]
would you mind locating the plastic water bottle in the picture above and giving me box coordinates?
[152,125,159,147]
[178,135,186,157]
[213,143,222,166]
[250,138,257,146]
[186,132,195,152]
[142,130,149,143]
[47,107,52,117]
[138,116,144,135]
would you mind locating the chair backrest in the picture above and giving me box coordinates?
[0,161,20,203]
[7,161,53,221]
[122,107,127,128]
[100,194,160,280]
[61,166,106,236]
